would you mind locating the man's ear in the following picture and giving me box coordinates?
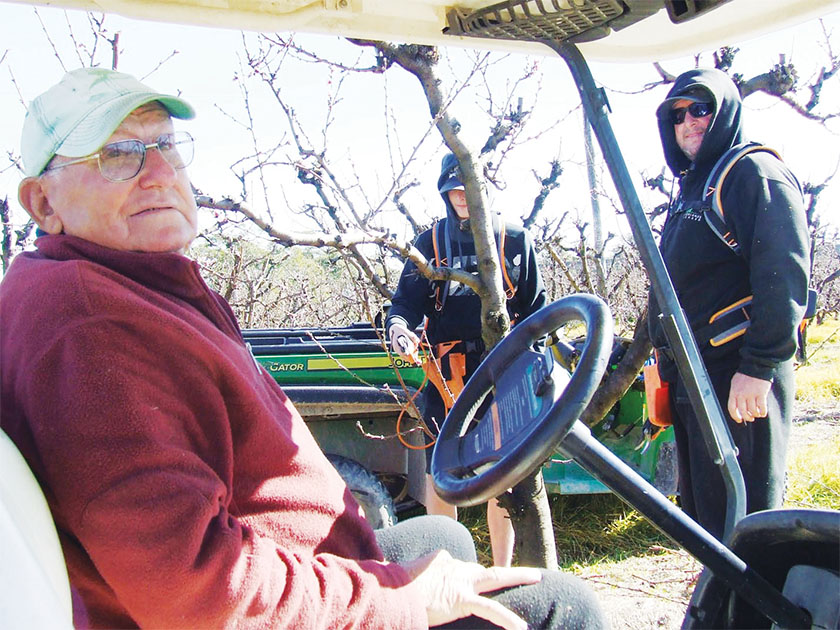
[18,177,63,234]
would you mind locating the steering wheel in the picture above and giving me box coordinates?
[431,294,613,506]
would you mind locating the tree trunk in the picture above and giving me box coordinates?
[498,470,558,570]
[584,117,608,297]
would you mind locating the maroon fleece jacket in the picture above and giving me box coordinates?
[0,235,425,629]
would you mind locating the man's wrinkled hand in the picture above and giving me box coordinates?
[389,322,421,364]
[401,550,542,630]
[728,372,771,423]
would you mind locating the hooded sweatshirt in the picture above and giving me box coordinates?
[0,235,423,629]
[387,154,546,346]
[649,68,810,383]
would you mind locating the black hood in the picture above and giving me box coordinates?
[437,152,499,242]
[657,68,744,177]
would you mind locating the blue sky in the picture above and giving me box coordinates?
[2,3,838,243]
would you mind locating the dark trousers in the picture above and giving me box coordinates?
[375,515,607,629]
[669,360,793,540]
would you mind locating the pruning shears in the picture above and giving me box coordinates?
[635,419,666,454]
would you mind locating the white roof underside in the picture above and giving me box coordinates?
[6,0,839,61]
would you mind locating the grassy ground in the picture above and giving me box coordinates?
[460,493,674,569]
[788,318,840,511]
[787,433,840,510]
[796,318,840,404]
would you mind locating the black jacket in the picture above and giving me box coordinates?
[387,154,546,348]
[649,69,810,383]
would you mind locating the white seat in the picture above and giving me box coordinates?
[0,429,73,629]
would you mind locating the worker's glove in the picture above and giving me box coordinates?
[389,321,421,364]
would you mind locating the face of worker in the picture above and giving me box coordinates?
[20,103,198,254]
[448,188,469,219]
[673,98,712,162]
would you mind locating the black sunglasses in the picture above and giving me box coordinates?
[669,101,714,125]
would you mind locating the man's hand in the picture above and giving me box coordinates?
[401,550,542,630]
[389,322,421,364]
[727,372,772,423]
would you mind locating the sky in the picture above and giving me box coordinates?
[1,3,838,248]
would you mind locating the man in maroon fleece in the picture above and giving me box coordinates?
[0,68,605,629]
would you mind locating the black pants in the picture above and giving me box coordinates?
[669,360,793,540]
[375,515,607,629]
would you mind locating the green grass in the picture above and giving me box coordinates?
[459,494,674,568]
[548,494,674,570]
[796,319,840,404]
[786,433,840,510]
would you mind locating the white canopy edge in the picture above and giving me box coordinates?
[5,0,839,61]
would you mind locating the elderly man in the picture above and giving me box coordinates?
[0,68,605,629]
[648,68,810,540]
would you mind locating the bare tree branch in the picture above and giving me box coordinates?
[195,194,481,294]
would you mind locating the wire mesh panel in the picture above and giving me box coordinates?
[445,0,623,43]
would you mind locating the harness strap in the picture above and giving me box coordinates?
[432,220,446,312]
[498,224,516,299]
[700,143,781,256]
[421,338,485,413]
[432,218,517,309]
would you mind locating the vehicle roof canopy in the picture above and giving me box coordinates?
[6,0,838,61]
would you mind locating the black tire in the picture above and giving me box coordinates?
[326,454,397,529]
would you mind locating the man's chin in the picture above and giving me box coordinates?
[128,228,197,255]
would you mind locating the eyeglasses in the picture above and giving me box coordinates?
[669,102,714,125]
[44,131,194,182]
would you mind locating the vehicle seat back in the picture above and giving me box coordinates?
[684,508,840,628]
[0,429,73,628]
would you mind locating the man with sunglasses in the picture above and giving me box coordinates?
[0,68,605,629]
[647,68,810,540]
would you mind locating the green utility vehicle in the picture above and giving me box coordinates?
[242,323,676,527]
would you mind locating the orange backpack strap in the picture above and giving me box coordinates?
[421,340,467,412]
[701,143,783,257]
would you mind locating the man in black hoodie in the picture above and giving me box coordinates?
[386,153,546,566]
[649,68,810,539]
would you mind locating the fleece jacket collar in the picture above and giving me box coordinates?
[33,234,240,338]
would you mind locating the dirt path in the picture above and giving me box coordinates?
[579,411,838,629]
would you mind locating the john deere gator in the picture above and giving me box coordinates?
[243,323,676,528]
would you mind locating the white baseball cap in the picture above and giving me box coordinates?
[21,67,194,177]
